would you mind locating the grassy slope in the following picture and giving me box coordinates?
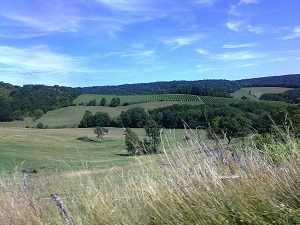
[36,101,185,127]
[0,101,185,128]
[1,128,299,224]
[232,87,294,99]
[0,127,197,172]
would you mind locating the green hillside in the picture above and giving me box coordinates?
[231,87,294,99]
[15,101,188,128]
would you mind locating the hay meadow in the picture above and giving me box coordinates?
[0,123,299,224]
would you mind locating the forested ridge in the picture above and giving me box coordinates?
[0,82,80,121]
[235,74,300,88]
[78,79,240,96]
[0,74,299,122]
[78,74,300,94]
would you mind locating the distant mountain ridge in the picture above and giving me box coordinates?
[234,74,300,88]
[78,74,300,95]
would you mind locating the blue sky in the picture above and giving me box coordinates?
[0,0,299,87]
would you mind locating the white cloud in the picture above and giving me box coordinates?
[196,49,208,55]
[195,0,219,6]
[226,21,243,31]
[229,0,260,16]
[227,21,264,34]
[280,26,300,40]
[0,45,117,86]
[245,24,264,34]
[0,0,166,38]
[239,0,260,4]
[94,0,150,12]
[222,43,258,48]
[121,50,155,58]
[212,51,266,61]
[163,34,204,50]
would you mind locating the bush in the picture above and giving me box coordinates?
[36,122,44,129]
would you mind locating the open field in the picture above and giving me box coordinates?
[231,87,294,99]
[0,127,202,173]
[0,126,299,224]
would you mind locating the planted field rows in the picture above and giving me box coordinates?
[74,94,203,105]
[199,96,242,105]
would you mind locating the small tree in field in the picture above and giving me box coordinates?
[99,97,107,106]
[124,128,143,155]
[144,118,161,153]
[94,126,108,140]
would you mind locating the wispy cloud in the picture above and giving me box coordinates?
[239,0,260,4]
[195,0,219,6]
[163,34,204,50]
[226,21,243,31]
[195,49,209,55]
[280,26,300,40]
[227,21,264,34]
[0,0,167,38]
[222,43,258,48]
[212,51,266,61]
[229,0,260,16]
[0,45,123,86]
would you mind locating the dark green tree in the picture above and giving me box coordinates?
[144,118,161,153]
[87,99,97,106]
[120,107,148,128]
[124,128,143,155]
[209,114,251,144]
[99,97,107,106]
[94,112,111,127]
[78,110,94,128]
[109,97,121,107]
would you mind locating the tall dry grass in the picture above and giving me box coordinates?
[0,130,299,224]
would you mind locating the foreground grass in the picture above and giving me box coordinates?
[0,129,299,224]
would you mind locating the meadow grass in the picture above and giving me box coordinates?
[241,87,294,98]
[0,127,299,224]
[0,127,194,172]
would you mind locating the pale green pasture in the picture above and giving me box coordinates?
[0,101,185,128]
[241,87,294,98]
[231,89,259,100]
[0,127,201,173]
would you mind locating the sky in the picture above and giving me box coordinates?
[0,0,299,87]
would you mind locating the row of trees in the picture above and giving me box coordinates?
[79,101,300,146]
[85,97,121,107]
[260,89,300,103]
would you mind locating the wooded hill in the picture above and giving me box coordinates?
[78,74,300,95]
[0,74,299,122]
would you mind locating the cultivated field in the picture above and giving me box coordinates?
[74,94,203,105]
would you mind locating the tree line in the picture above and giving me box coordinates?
[79,101,300,145]
[260,88,300,103]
